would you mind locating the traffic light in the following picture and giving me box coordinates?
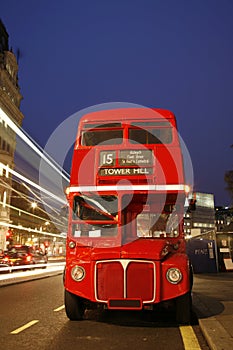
[6,229,12,239]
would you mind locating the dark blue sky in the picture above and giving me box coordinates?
[1,0,233,206]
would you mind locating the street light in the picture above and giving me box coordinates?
[31,202,37,209]
[31,202,38,245]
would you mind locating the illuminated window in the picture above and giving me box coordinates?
[5,164,9,178]
[3,190,7,207]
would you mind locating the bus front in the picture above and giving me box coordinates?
[64,108,192,324]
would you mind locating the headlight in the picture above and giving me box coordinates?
[71,265,86,282]
[166,268,182,284]
[69,241,76,249]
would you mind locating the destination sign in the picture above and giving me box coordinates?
[119,150,153,166]
[99,167,153,176]
[99,149,153,167]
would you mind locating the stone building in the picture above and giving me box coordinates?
[0,19,24,250]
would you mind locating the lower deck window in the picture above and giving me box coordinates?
[136,211,179,238]
[72,194,118,237]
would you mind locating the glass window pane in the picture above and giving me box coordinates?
[81,129,123,145]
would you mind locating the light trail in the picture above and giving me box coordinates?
[0,162,66,206]
[0,178,67,230]
[0,178,67,225]
[0,107,70,241]
[0,107,70,182]
[0,200,67,230]
[22,182,65,218]
[0,221,66,238]
[18,125,70,178]
[0,262,65,283]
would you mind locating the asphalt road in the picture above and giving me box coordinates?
[0,274,209,350]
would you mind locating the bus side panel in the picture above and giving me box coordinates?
[70,149,96,185]
[156,147,184,185]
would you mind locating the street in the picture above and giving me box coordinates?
[0,274,209,350]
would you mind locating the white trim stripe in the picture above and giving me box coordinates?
[69,184,186,192]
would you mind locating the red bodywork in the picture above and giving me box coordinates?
[65,108,191,311]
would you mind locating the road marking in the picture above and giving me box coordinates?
[54,305,65,312]
[179,325,201,350]
[11,320,39,334]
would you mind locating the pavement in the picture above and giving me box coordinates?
[0,266,232,350]
[192,272,233,350]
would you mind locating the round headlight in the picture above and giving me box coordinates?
[69,241,76,249]
[166,268,182,284]
[71,265,86,282]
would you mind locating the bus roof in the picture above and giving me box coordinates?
[79,108,176,125]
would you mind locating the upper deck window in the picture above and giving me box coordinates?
[129,121,172,144]
[81,123,123,146]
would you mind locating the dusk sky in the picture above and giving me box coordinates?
[1,0,233,206]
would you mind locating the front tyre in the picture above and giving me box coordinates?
[64,289,85,320]
[175,291,192,324]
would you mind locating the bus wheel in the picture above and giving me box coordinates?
[64,289,85,320]
[175,292,192,324]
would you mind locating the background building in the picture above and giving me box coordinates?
[185,192,233,272]
[0,19,23,250]
[215,206,233,271]
[184,192,218,273]
[215,206,233,232]
[184,192,215,239]
[0,20,67,255]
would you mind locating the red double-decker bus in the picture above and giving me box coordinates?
[64,107,193,324]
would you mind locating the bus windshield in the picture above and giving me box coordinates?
[136,211,179,238]
[71,193,181,240]
[122,193,181,240]
[72,194,118,237]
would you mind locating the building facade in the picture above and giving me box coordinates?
[0,20,67,255]
[184,192,215,239]
[0,19,24,250]
[215,206,233,271]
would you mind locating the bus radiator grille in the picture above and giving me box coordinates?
[96,260,155,303]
